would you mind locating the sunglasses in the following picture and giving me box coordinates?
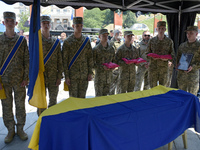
[144,34,150,37]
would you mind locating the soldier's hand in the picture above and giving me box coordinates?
[162,58,168,61]
[168,61,172,67]
[185,66,193,73]
[21,80,28,87]
[65,78,70,86]
[56,79,61,86]
[88,74,93,81]
[0,83,3,90]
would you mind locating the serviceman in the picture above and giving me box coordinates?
[62,17,93,98]
[177,26,200,95]
[115,31,139,93]
[93,29,115,96]
[134,31,151,91]
[109,29,123,95]
[39,16,63,114]
[146,21,175,88]
[0,12,29,143]
[108,30,114,41]
[60,32,67,48]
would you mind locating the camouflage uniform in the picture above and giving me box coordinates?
[62,34,93,98]
[0,33,29,132]
[134,40,149,91]
[109,38,123,95]
[115,44,138,93]
[177,40,200,95]
[93,43,115,96]
[146,35,175,88]
[42,35,63,107]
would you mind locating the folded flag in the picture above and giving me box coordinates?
[147,53,172,59]
[122,58,147,64]
[103,62,119,69]
[135,58,147,64]
[122,58,137,64]
[159,54,172,59]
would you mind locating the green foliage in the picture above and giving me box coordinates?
[83,8,113,28]
[123,11,137,28]
[17,11,29,32]
[139,14,167,34]
[102,9,114,27]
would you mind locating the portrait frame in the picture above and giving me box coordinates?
[177,53,193,71]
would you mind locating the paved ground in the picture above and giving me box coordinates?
[0,81,199,150]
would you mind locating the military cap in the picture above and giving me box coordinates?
[157,21,166,27]
[99,29,109,35]
[185,26,198,32]
[3,11,16,20]
[73,17,83,24]
[124,31,134,36]
[40,15,51,22]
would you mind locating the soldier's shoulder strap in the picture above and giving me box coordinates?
[68,36,89,70]
[0,36,24,76]
[44,38,60,66]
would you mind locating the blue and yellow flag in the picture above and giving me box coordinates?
[28,85,200,150]
[27,0,47,108]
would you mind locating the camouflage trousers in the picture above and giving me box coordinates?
[166,64,174,87]
[45,82,59,107]
[94,79,110,97]
[177,71,199,95]
[69,79,88,98]
[117,79,135,94]
[148,67,168,88]
[1,82,26,132]
[109,69,119,95]
[134,65,149,91]
[37,82,59,115]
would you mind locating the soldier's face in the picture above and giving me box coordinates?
[61,33,66,40]
[143,31,150,42]
[3,18,17,30]
[186,31,198,42]
[41,21,51,32]
[73,24,83,33]
[156,26,166,35]
[125,34,132,43]
[131,35,135,44]
[99,33,108,42]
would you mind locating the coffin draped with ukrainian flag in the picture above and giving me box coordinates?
[29,85,200,150]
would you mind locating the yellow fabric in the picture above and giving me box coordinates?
[28,30,47,109]
[0,77,6,99]
[28,71,47,108]
[28,85,177,150]
[63,82,69,91]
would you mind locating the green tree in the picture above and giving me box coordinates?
[102,9,114,27]
[17,11,30,32]
[83,8,104,28]
[123,11,137,28]
[83,8,114,28]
